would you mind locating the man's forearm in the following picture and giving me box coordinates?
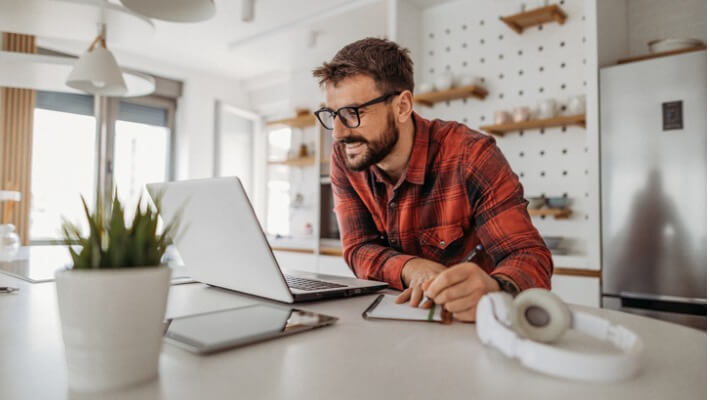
[343,241,416,290]
[490,247,553,291]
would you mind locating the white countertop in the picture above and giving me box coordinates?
[0,272,705,400]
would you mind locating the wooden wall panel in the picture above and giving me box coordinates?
[1,33,36,244]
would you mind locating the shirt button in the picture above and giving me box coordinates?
[389,201,396,208]
[390,239,396,244]
[439,240,446,248]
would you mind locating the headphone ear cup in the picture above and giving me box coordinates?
[512,288,571,343]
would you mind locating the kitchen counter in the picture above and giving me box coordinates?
[0,273,705,399]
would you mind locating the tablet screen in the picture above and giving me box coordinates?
[164,304,337,354]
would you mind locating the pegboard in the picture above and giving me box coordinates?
[416,0,595,261]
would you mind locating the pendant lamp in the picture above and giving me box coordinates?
[66,34,127,96]
[120,0,216,23]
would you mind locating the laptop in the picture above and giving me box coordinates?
[146,177,388,303]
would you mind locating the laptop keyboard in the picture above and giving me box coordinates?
[285,275,347,291]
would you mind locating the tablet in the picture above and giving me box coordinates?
[164,304,338,354]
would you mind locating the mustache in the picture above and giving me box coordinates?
[336,136,368,145]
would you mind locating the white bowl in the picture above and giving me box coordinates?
[433,74,454,91]
[455,74,476,87]
[417,82,434,93]
[648,38,704,53]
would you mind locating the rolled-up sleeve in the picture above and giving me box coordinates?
[462,135,553,290]
[330,150,415,290]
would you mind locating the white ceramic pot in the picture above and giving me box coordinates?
[537,99,557,119]
[455,74,476,87]
[567,95,586,115]
[417,82,434,93]
[55,266,171,392]
[512,106,531,123]
[433,74,454,91]
[494,110,512,125]
[0,224,20,261]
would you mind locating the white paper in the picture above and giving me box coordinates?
[366,294,443,322]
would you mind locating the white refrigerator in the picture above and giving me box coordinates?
[600,50,706,330]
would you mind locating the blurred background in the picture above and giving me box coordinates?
[0,0,706,328]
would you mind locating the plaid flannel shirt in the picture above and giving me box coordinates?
[330,112,552,291]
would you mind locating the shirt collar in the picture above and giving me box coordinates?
[370,112,430,187]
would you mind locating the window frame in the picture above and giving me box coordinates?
[29,92,178,245]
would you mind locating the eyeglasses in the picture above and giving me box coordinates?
[314,91,401,130]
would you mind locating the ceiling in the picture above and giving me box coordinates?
[1,0,458,84]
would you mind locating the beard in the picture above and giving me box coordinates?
[339,112,399,172]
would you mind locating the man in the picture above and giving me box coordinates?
[312,37,552,322]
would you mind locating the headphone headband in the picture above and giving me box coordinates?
[476,291,644,382]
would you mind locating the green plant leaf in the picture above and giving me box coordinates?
[60,187,181,269]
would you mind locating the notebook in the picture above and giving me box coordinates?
[362,294,452,324]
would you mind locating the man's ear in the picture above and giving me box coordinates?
[394,90,414,124]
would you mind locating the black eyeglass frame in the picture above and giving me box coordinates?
[314,91,402,130]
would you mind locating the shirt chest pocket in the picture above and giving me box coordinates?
[417,223,465,261]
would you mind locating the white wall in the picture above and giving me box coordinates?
[627,0,706,57]
[596,0,707,66]
[175,75,251,180]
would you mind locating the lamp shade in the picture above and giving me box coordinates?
[66,46,127,96]
[120,0,216,22]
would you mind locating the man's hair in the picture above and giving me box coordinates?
[312,37,414,94]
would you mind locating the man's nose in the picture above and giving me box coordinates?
[331,115,349,141]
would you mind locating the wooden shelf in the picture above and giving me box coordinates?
[617,45,706,65]
[480,114,585,136]
[414,84,488,107]
[271,247,314,254]
[500,4,567,34]
[268,156,316,167]
[319,247,343,257]
[266,113,316,129]
[553,268,600,278]
[528,208,572,219]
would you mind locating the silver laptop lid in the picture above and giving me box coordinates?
[147,177,294,303]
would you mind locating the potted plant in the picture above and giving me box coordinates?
[55,193,180,392]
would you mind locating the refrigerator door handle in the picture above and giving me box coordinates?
[619,292,707,316]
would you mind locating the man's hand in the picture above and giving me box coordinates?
[422,262,500,322]
[395,258,446,308]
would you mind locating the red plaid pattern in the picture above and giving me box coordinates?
[330,112,553,291]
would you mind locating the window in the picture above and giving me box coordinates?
[114,101,172,219]
[214,103,257,199]
[30,105,96,240]
[266,128,292,236]
[30,91,176,242]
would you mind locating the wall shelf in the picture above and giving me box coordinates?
[268,156,316,167]
[272,247,314,254]
[500,4,567,34]
[413,84,488,107]
[480,114,585,136]
[266,113,316,129]
[528,208,572,219]
[617,45,706,65]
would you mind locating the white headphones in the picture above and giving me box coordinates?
[476,288,644,382]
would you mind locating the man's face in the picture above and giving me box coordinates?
[324,75,399,171]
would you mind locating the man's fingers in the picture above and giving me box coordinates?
[420,298,433,309]
[432,280,475,305]
[395,287,412,304]
[421,277,435,292]
[443,294,483,313]
[409,283,424,307]
[424,263,473,300]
